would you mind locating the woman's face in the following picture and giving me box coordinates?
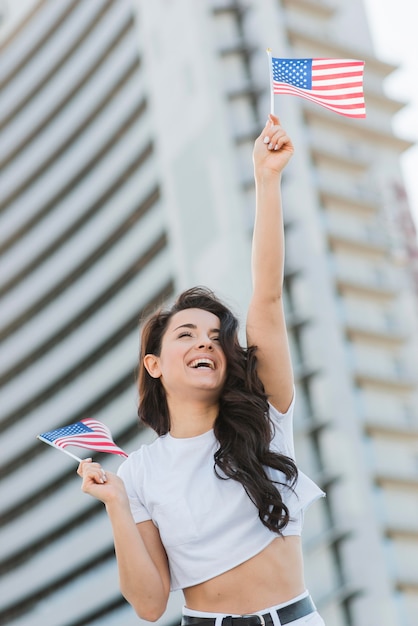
[144,308,227,401]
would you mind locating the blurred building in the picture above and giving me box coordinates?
[1,1,418,625]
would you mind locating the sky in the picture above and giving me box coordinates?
[364,0,418,231]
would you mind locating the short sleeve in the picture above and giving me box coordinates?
[268,389,326,519]
[268,388,296,459]
[117,455,152,524]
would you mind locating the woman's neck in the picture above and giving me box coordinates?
[167,398,219,438]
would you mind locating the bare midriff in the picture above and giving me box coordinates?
[183,536,305,614]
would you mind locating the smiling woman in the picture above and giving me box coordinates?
[141,304,227,437]
[77,115,326,625]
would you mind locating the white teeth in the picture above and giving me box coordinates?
[189,358,215,369]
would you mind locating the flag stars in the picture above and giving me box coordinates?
[42,422,92,442]
[272,58,312,89]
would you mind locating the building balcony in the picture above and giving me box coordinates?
[308,126,373,168]
[311,145,370,173]
[322,207,393,256]
[319,188,380,216]
[283,10,338,48]
[344,319,408,346]
[395,580,418,593]
[362,89,405,115]
[284,23,397,81]
[337,280,399,299]
[364,422,418,441]
[327,224,391,254]
[282,0,337,18]
[374,473,418,490]
[316,172,381,211]
[354,368,416,392]
[385,527,418,541]
[304,105,413,154]
[334,264,401,299]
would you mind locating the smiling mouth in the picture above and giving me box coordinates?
[189,358,215,370]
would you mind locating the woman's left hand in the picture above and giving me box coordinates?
[77,458,128,507]
[253,114,294,179]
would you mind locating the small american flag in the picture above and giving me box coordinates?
[38,418,128,457]
[271,57,366,118]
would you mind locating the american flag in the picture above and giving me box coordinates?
[38,418,128,457]
[271,57,366,118]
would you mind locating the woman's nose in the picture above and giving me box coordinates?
[197,339,213,350]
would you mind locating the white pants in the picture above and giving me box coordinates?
[182,590,325,626]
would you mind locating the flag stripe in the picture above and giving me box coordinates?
[273,84,365,101]
[312,60,363,70]
[313,68,364,78]
[307,81,364,91]
[271,57,366,118]
[313,72,363,83]
[273,86,366,116]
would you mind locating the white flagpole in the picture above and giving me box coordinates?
[37,435,83,462]
[266,48,275,116]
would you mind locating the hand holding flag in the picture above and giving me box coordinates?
[267,52,366,118]
[37,418,128,461]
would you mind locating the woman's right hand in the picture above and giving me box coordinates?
[253,114,294,180]
[77,458,128,506]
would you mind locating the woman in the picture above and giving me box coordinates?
[78,115,326,625]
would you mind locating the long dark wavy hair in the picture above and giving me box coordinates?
[138,286,298,533]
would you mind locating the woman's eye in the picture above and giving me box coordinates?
[178,332,192,338]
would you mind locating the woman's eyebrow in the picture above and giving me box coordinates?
[173,323,196,332]
[172,324,220,333]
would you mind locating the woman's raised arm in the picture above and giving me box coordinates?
[246,114,294,413]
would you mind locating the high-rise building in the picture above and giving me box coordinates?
[1,1,417,625]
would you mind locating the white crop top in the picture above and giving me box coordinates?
[117,393,325,591]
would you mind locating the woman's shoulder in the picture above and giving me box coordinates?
[117,434,165,475]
